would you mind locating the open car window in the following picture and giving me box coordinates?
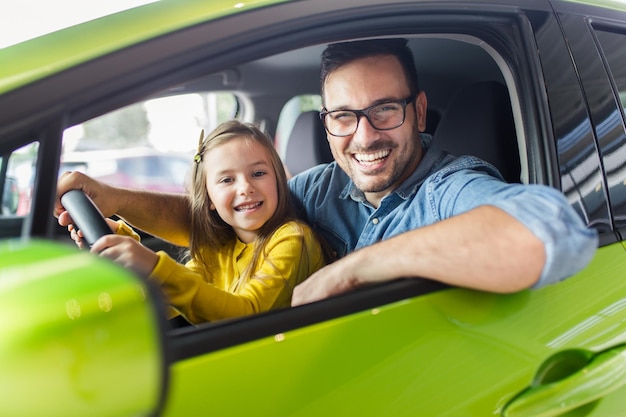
[59,92,239,194]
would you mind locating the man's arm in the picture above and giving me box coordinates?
[56,171,191,247]
[292,205,547,305]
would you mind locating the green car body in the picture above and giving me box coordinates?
[1,0,625,416]
[161,245,626,417]
[0,240,166,417]
[2,241,625,416]
[0,0,289,95]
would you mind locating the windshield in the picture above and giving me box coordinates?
[0,0,157,48]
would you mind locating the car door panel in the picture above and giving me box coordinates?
[160,244,626,416]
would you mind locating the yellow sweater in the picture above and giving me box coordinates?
[117,220,324,323]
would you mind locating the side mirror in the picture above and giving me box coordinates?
[0,239,169,417]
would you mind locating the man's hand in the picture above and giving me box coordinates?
[57,170,192,248]
[56,171,117,227]
[291,252,367,306]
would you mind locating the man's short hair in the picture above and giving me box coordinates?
[320,38,420,103]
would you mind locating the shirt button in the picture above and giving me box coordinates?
[372,218,379,224]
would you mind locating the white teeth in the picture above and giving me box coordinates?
[235,201,262,211]
[354,150,390,163]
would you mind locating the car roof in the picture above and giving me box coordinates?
[2,0,625,97]
[0,0,290,95]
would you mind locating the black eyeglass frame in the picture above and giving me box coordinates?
[319,94,417,137]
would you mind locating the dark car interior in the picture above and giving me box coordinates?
[163,36,518,182]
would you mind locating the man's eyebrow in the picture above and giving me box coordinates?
[327,97,403,112]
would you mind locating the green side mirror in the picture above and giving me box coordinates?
[0,239,169,417]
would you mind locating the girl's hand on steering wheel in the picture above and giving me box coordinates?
[91,234,159,278]
[67,218,119,249]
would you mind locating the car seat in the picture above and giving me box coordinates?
[284,110,333,176]
[433,81,521,183]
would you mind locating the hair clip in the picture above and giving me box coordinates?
[194,129,205,164]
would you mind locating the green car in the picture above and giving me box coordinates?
[1,0,626,416]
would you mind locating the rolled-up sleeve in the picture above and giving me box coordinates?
[430,161,598,288]
[489,184,598,287]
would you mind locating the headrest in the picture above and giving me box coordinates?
[434,81,520,183]
[285,111,333,176]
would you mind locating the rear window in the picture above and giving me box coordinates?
[60,92,238,193]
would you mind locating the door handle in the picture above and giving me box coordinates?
[503,346,626,417]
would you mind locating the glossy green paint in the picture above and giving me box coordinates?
[161,243,626,416]
[0,0,290,95]
[568,0,626,12]
[502,346,626,416]
[0,239,165,417]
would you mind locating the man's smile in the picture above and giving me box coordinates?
[353,149,391,164]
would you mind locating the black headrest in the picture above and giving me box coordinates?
[285,111,333,176]
[434,81,520,183]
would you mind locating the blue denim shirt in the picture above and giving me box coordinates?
[288,135,598,288]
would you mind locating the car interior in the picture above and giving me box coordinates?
[0,33,522,333]
[158,35,521,331]
[159,35,520,181]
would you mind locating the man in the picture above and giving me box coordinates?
[56,38,598,306]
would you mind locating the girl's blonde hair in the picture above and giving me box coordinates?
[187,120,300,289]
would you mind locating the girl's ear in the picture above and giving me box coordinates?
[206,193,215,211]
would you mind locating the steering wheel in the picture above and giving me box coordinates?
[60,190,112,247]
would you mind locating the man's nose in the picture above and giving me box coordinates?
[352,115,380,146]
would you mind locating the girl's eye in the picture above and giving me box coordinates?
[252,171,267,178]
[219,177,233,184]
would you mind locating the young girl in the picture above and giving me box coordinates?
[74,121,326,324]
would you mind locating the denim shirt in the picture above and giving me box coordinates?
[288,135,598,288]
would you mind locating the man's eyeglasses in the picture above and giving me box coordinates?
[320,95,416,137]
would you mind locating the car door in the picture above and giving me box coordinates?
[155,3,626,417]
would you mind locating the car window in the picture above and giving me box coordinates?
[60,92,238,194]
[1,143,38,218]
[592,28,626,232]
[594,30,626,113]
